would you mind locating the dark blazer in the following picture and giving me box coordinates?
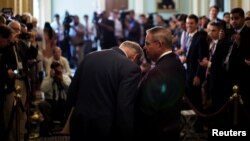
[135,52,186,140]
[99,19,117,49]
[0,44,16,94]
[185,31,209,116]
[67,47,141,141]
[186,31,209,83]
[228,25,250,109]
[0,48,8,95]
[127,19,141,44]
[208,39,230,109]
[228,26,250,88]
[226,25,250,130]
[215,18,226,30]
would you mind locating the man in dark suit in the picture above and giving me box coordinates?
[135,26,186,140]
[182,14,209,132]
[226,7,250,130]
[67,41,144,141]
[0,25,13,141]
[98,11,117,50]
[209,5,226,30]
[200,22,230,129]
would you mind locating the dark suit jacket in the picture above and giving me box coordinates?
[228,25,250,108]
[215,18,226,30]
[0,44,16,95]
[99,19,117,49]
[67,47,141,141]
[226,25,250,129]
[127,19,141,44]
[186,31,209,83]
[208,39,230,108]
[135,52,186,140]
[0,48,7,95]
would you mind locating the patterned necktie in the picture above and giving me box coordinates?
[206,42,216,77]
[185,35,192,56]
[209,42,216,58]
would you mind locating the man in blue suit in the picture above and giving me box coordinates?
[67,41,144,141]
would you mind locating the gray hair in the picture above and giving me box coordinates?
[146,26,173,48]
[119,40,144,63]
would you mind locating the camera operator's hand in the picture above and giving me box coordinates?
[54,72,63,81]
[50,69,55,78]
[7,69,15,78]
[51,68,63,81]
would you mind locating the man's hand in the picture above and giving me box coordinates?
[193,76,201,86]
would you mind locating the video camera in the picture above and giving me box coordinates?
[63,11,73,27]
[50,62,63,76]
[18,32,32,40]
[1,8,13,20]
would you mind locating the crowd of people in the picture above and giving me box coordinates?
[0,5,250,141]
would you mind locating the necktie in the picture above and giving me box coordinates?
[185,35,192,56]
[209,42,216,58]
[85,23,89,40]
[206,42,216,77]
[224,33,239,70]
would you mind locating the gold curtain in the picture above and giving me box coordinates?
[0,0,33,15]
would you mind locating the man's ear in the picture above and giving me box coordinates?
[132,53,142,65]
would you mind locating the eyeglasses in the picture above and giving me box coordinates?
[145,40,158,46]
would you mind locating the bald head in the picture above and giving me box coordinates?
[8,20,21,34]
[53,47,62,60]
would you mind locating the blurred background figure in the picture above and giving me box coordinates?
[82,14,94,56]
[0,25,13,141]
[97,11,117,50]
[69,15,84,68]
[39,62,71,137]
[43,22,57,67]
[45,47,71,77]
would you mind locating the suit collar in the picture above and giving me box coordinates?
[111,47,126,57]
[157,50,172,62]
[235,24,245,33]
[156,52,175,64]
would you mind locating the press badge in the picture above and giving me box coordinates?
[17,62,23,70]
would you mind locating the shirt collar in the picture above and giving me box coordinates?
[213,39,218,44]
[188,30,198,37]
[157,50,172,62]
[235,24,245,33]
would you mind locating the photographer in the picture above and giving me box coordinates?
[97,11,117,50]
[69,15,85,67]
[3,20,41,141]
[2,20,32,141]
[61,11,73,62]
[39,62,71,136]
